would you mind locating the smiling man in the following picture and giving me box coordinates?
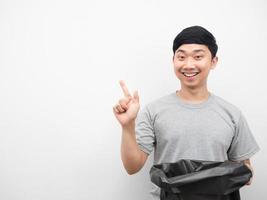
[174,44,216,90]
[113,26,260,199]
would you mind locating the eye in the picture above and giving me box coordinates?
[177,55,185,61]
[195,55,203,60]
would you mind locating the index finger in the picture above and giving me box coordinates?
[119,80,132,97]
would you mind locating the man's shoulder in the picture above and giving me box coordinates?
[211,93,242,120]
[144,92,175,110]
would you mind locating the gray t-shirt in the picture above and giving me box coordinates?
[135,91,260,200]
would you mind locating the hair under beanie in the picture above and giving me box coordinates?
[173,26,218,58]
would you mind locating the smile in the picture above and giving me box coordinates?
[182,72,200,77]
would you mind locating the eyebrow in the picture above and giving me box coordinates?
[176,49,205,54]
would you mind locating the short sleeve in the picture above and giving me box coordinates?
[227,112,260,161]
[135,106,155,155]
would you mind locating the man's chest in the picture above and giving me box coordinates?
[153,108,234,148]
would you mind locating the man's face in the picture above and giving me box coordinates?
[173,44,218,89]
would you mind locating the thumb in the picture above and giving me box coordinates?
[133,90,139,103]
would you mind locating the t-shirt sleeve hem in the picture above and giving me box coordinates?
[138,144,152,155]
[228,147,260,161]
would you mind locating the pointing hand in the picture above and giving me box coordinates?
[113,80,140,127]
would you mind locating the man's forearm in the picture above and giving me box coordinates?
[121,122,143,175]
[243,159,253,185]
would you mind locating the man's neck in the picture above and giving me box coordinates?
[176,86,210,104]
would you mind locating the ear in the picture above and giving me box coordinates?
[211,56,218,69]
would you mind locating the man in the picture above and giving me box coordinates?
[113,26,260,199]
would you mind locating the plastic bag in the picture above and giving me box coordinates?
[150,159,252,200]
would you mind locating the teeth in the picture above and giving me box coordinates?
[183,72,199,77]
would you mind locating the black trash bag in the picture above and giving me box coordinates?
[150,159,252,200]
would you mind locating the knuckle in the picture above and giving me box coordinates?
[121,97,129,103]
[117,105,125,111]
[119,99,124,104]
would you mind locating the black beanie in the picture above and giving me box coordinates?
[172,26,218,58]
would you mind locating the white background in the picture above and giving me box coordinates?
[0,0,266,199]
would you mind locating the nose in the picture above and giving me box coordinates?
[183,57,196,70]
